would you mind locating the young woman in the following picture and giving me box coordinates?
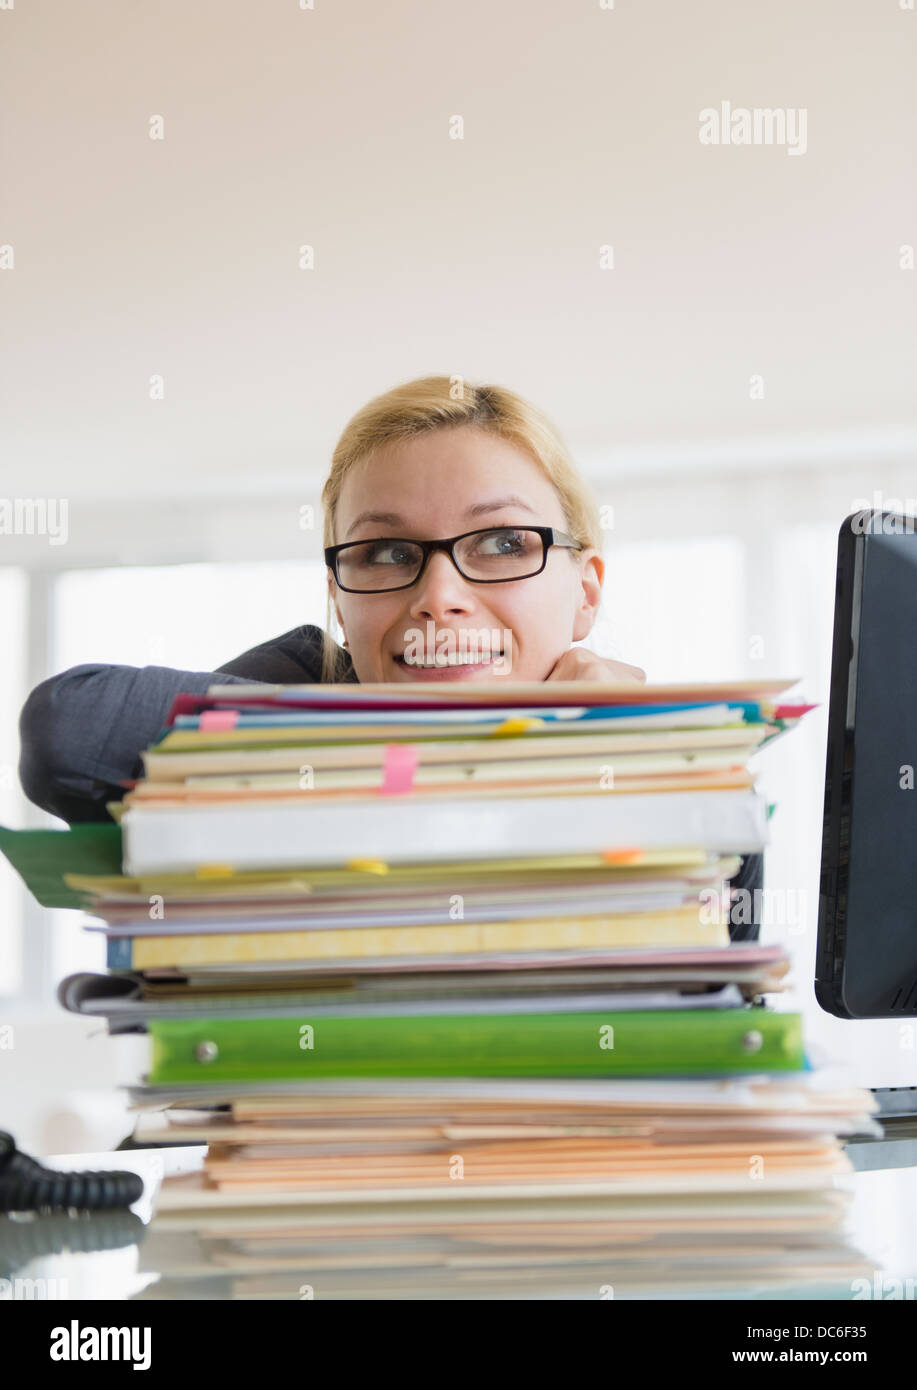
[18,375,762,935]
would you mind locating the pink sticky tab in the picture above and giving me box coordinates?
[380,743,419,794]
[200,709,239,731]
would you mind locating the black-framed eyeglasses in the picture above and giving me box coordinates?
[325,525,581,594]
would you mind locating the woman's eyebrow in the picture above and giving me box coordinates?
[344,497,538,540]
[466,496,538,519]
[344,510,403,539]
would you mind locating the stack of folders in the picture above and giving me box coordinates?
[57,678,879,1299]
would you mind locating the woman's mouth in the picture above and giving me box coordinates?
[393,651,505,680]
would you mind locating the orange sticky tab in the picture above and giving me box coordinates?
[380,743,419,794]
[601,848,645,865]
[490,717,543,738]
[200,710,239,731]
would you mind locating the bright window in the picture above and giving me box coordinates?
[53,561,332,674]
[595,535,746,681]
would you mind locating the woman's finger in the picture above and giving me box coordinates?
[546,649,646,683]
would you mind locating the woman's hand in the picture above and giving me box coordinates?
[546,647,647,683]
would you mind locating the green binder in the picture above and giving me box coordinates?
[148,1008,804,1083]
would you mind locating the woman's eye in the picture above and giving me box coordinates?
[366,542,412,565]
[475,529,526,555]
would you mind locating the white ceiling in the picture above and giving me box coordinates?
[2,0,915,500]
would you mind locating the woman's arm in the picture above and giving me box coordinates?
[17,625,337,825]
[19,624,768,933]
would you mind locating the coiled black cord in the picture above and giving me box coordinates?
[0,1131,144,1213]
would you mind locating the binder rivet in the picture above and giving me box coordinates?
[741,1029,764,1053]
[195,1041,219,1063]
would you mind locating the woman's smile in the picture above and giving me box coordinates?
[393,644,506,680]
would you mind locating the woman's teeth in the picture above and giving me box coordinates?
[399,652,501,667]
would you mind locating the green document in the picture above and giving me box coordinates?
[149,1008,804,1083]
[0,823,123,909]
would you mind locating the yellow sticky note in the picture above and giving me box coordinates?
[489,717,544,738]
[195,864,236,879]
[346,858,390,875]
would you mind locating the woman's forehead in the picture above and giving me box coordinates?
[337,429,561,527]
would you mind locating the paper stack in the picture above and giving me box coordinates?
[54,678,878,1298]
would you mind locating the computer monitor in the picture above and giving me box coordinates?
[817,510,917,1021]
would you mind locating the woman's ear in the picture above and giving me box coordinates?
[571,548,604,643]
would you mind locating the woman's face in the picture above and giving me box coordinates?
[329,425,604,683]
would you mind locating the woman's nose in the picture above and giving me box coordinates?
[406,549,476,619]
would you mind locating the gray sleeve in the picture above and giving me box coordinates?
[726,851,764,943]
[18,663,271,825]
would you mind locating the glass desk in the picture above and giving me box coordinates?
[1,1137,915,1301]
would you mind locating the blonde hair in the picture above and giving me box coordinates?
[318,375,603,682]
